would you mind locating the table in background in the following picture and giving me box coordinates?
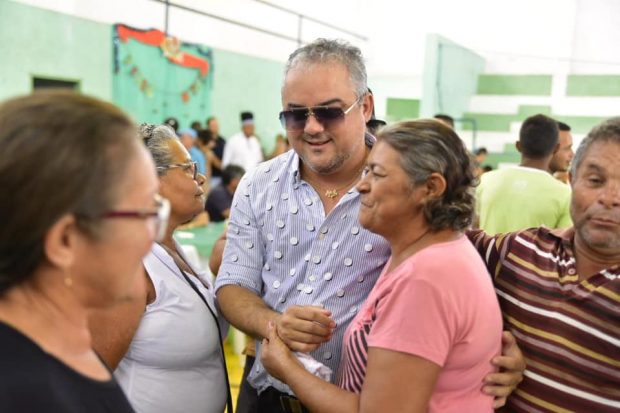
[174,221,227,259]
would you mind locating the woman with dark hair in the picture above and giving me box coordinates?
[89,124,232,413]
[0,91,164,411]
[261,120,503,412]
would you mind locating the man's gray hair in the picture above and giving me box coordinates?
[570,117,620,179]
[285,38,368,99]
[139,123,178,175]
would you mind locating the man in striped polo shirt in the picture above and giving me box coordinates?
[469,117,620,412]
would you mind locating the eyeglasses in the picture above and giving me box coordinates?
[157,161,198,180]
[278,97,362,133]
[101,195,170,242]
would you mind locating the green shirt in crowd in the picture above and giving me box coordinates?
[476,166,572,235]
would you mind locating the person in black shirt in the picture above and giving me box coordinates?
[205,164,245,222]
[0,91,164,412]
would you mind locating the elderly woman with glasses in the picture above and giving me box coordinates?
[0,92,162,411]
[89,124,232,413]
[261,120,504,413]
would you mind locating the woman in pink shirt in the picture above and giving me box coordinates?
[262,119,504,412]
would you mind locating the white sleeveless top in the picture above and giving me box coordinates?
[115,242,227,413]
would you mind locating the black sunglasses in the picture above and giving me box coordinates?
[279,97,361,132]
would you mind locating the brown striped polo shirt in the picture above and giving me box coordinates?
[468,227,620,412]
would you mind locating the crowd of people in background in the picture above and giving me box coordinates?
[0,37,618,413]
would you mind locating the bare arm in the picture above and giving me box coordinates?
[261,323,439,413]
[217,285,334,351]
[88,270,151,369]
[208,231,227,275]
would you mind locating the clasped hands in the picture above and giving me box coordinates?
[261,305,335,381]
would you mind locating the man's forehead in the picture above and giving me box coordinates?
[580,141,620,170]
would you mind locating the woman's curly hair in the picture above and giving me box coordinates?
[377,119,476,231]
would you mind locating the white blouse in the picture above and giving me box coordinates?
[115,242,227,413]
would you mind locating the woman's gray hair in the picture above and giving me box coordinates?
[285,38,368,99]
[139,123,178,175]
[377,119,476,232]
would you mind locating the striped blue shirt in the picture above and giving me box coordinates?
[215,149,390,394]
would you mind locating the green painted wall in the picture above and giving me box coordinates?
[463,107,607,134]
[421,34,486,119]
[484,152,520,169]
[385,98,419,121]
[477,75,552,96]
[0,1,112,101]
[0,1,285,152]
[210,48,284,154]
[566,75,620,96]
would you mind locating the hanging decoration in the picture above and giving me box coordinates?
[113,24,212,104]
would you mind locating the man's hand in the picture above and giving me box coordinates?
[276,305,336,352]
[483,331,526,408]
[261,321,302,382]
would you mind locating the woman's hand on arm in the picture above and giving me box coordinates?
[88,269,151,370]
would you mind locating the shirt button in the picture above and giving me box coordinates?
[304,286,313,294]
[243,218,251,226]
[289,268,296,276]
[304,254,310,262]
[280,296,286,303]
[337,289,345,297]
[274,251,283,260]
[357,275,365,283]
[290,206,299,214]
[364,244,373,252]
[320,227,329,234]
[309,275,316,282]
[351,227,360,235]
[332,242,339,250]
[290,237,299,245]
[273,280,281,289]
[306,223,315,232]
[245,241,254,249]
[323,272,333,281]
[312,256,321,264]
[273,176,279,183]
[323,352,332,360]
[266,203,273,211]
[281,193,289,200]
[297,283,305,291]
[304,198,313,206]
[231,255,238,262]
[349,306,357,313]
[264,263,271,271]
[344,258,353,267]
[568,268,576,275]
[276,220,285,229]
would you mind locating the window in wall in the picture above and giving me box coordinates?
[32,77,79,91]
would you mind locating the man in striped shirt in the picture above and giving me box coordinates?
[468,117,620,412]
